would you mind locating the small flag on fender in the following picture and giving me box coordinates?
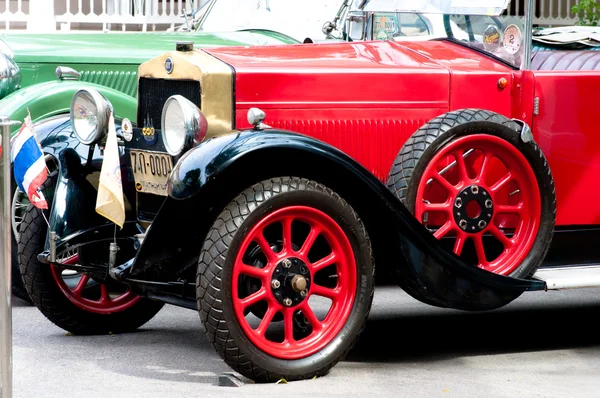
[11,114,48,210]
[96,114,125,229]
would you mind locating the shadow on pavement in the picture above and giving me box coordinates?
[348,303,600,363]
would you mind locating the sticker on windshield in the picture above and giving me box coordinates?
[483,25,501,52]
[502,24,522,55]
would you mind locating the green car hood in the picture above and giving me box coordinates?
[1,30,298,64]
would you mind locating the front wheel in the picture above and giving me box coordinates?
[197,177,374,383]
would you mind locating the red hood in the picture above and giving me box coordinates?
[203,40,450,105]
[203,40,512,106]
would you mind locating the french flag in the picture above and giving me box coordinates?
[11,115,48,210]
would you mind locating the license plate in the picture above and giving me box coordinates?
[129,150,173,196]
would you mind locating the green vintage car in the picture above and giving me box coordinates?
[3,0,346,301]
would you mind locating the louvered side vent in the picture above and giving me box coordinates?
[268,119,425,182]
[137,78,201,129]
[80,71,138,98]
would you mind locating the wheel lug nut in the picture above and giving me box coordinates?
[283,298,293,307]
[282,259,292,268]
[485,199,493,209]
[478,220,487,229]
[459,219,467,229]
[271,279,281,289]
[300,290,307,298]
[471,185,479,194]
[454,197,463,208]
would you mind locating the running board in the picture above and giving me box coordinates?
[533,266,600,290]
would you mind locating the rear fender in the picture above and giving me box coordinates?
[1,80,137,134]
[131,129,546,311]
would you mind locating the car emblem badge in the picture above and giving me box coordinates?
[165,57,174,74]
[483,25,501,52]
[121,118,133,142]
[142,115,157,145]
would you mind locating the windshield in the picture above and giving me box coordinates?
[358,7,528,68]
[198,0,343,42]
[356,0,510,16]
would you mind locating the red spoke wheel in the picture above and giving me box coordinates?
[387,109,555,278]
[198,177,374,383]
[18,173,164,335]
[232,206,356,359]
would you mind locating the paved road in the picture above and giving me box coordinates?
[11,286,600,398]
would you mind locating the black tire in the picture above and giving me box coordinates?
[386,109,556,278]
[10,179,32,303]
[197,177,374,383]
[18,174,164,335]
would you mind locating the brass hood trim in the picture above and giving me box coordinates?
[138,50,234,138]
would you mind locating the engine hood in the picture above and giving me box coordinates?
[204,40,454,106]
[203,39,515,123]
[0,30,298,65]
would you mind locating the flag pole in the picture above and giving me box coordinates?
[0,116,20,398]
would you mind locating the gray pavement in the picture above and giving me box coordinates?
[11,286,600,398]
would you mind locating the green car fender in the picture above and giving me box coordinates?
[1,80,138,134]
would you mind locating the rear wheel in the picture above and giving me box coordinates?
[386,109,556,278]
[18,174,164,335]
[197,177,374,382]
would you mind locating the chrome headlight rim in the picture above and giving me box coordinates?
[161,95,207,157]
[0,41,21,99]
[70,88,113,146]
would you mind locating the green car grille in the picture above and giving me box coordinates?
[80,70,138,98]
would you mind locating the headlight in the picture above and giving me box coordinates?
[0,40,21,99]
[161,95,207,156]
[70,88,113,145]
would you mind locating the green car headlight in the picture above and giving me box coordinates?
[0,39,21,99]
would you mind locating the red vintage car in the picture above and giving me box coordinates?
[16,0,600,384]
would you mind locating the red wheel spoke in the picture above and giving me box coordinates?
[473,235,490,268]
[490,172,513,193]
[281,218,294,253]
[453,233,467,256]
[431,173,457,194]
[72,274,90,296]
[312,252,337,273]
[99,284,110,303]
[239,263,269,281]
[283,308,295,344]
[255,232,277,263]
[423,202,452,213]
[495,204,523,215]
[476,153,491,183]
[488,225,514,248]
[300,226,321,256]
[311,285,340,300]
[255,305,278,336]
[239,288,267,309]
[433,221,453,239]
[454,151,470,181]
[299,302,323,331]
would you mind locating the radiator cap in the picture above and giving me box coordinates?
[176,41,194,52]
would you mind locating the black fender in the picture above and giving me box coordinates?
[23,116,138,255]
[131,129,546,311]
